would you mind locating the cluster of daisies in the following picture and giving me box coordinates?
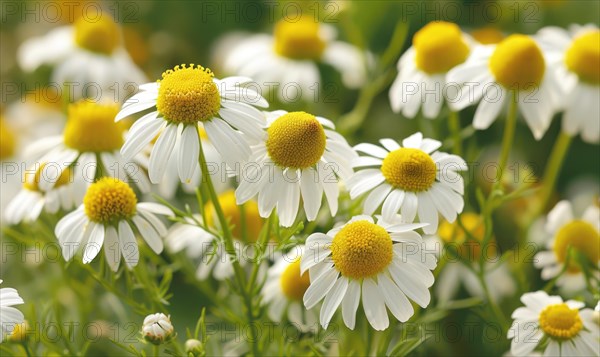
[1,9,599,357]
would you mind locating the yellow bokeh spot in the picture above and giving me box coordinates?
[23,163,72,192]
[553,220,600,273]
[331,220,393,279]
[273,17,326,60]
[565,31,600,84]
[280,258,311,301]
[0,117,16,160]
[156,64,221,124]
[438,213,497,261]
[414,21,470,74]
[266,112,326,169]
[74,15,120,54]
[7,321,28,343]
[539,303,583,339]
[489,34,545,90]
[381,148,436,192]
[205,190,263,242]
[84,178,137,223]
[63,101,125,153]
[471,27,505,44]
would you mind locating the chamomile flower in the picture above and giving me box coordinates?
[536,25,599,143]
[389,21,473,119]
[348,132,466,234]
[235,110,356,227]
[165,191,263,280]
[262,245,317,331]
[301,215,436,330]
[508,291,599,356]
[55,178,173,271]
[0,280,24,343]
[142,313,174,345]
[220,16,367,101]
[447,34,562,140]
[115,64,268,184]
[24,100,150,201]
[17,15,146,101]
[534,200,599,292]
[4,163,76,224]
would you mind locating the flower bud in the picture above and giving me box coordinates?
[142,313,174,345]
[185,338,204,356]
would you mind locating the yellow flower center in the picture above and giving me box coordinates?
[414,21,470,74]
[471,27,505,44]
[489,34,545,90]
[273,17,326,60]
[0,117,16,160]
[156,64,221,124]
[565,31,600,84]
[539,303,583,340]
[23,163,72,192]
[205,190,263,242]
[7,321,28,343]
[73,16,120,55]
[553,220,600,273]
[83,177,137,223]
[63,101,124,152]
[280,258,311,301]
[381,148,436,192]
[331,220,393,279]
[438,213,497,261]
[266,112,326,169]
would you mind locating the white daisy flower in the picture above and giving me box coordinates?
[447,34,563,140]
[220,16,367,101]
[262,245,317,331]
[235,110,356,227]
[389,21,473,119]
[536,25,600,143]
[55,177,173,271]
[166,191,264,280]
[115,64,268,184]
[24,100,150,202]
[17,15,146,101]
[142,313,174,345]
[4,163,77,224]
[300,215,437,330]
[0,280,25,343]
[534,200,599,292]
[347,132,466,234]
[508,291,599,356]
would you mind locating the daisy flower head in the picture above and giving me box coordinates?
[55,177,173,271]
[536,24,599,143]
[24,100,150,201]
[508,291,599,356]
[220,15,367,101]
[348,132,467,234]
[389,21,473,119]
[4,162,76,224]
[234,110,356,227]
[0,280,25,343]
[166,190,263,280]
[447,34,563,140]
[300,215,437,331]
[534,200,599,292]
[262,245,317,331]
[17,13,146,101]
[116,64,268,184]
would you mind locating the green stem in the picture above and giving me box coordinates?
[476,269,507,330]
[538,130,572,213]
[246,215,274,293]
[448,111,462,156]
[497,93,518,179]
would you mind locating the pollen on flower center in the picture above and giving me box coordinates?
[0,117,16,160]
[414,21,470,74]
[489,34,545,90]
[273,17,326,60]
[73,16,120,54]
[539,303,583,339]
[63,101,125,152]
[553,220,600,273]
[331,220,393,279]
[205,191,263,242]
[24,163,72,192]
[266,112,326,169]
[280,258,311,301]
[381,148,436,192]
[156,64,221,124]
[565,31,600,84]
[84,177,137,223]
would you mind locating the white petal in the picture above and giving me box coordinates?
[303,267,339,309]
[104,226,121,271]
[378,274,414,322]
[382,189,405,222]
[83,224,105,264]
[320,277,349,328]
[300,169,323,221]
[178,125,200,183]
[353,143,389,159]
[133,215,163,254]
[149,124,178,183]
[119,220,139,268]
[362,278,389,330]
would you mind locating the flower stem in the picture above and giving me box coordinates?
[497,93,518,178]
[448,110,462,156]
[538,130,572,214]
